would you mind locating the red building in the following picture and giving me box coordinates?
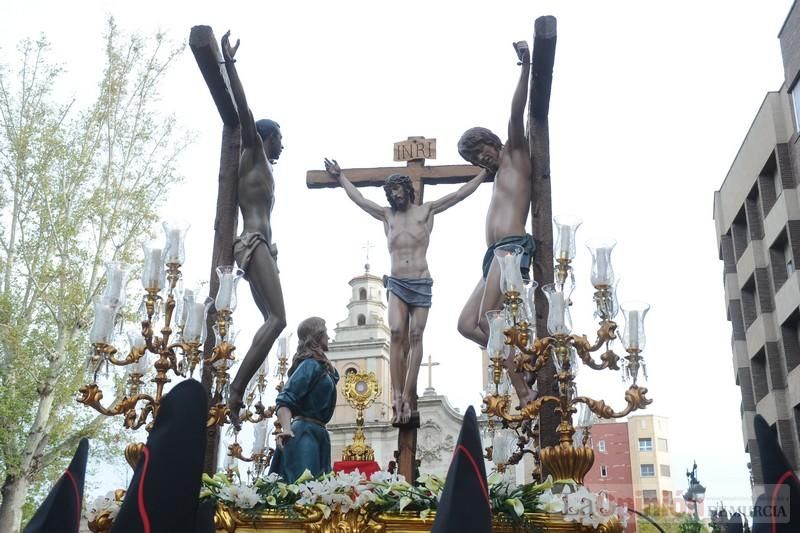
[583,421,636,532]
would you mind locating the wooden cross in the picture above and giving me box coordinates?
[306,136,487,205]
[420,354,440,392]
[528,16,558,452]
[189,25,242,474]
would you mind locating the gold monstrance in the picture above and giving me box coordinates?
[341,371,379,461]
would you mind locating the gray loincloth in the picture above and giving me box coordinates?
[383,276,433,308]
[482,234,535,281]
[233,232,278,279]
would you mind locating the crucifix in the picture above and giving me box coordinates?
[420,354,440,393]
[307,136,486,205]
[307,138,487,482]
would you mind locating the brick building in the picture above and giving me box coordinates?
[713,1,800,486]
[584,415,674,532]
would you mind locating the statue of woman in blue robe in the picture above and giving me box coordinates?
[269,317,339,482]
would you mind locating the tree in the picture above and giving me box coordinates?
[0,19,189,532]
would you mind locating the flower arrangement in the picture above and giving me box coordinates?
[86,490,124,532]
[200,469,554,525]
[537,482,629,529]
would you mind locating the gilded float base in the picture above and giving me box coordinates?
[214,505,624,532]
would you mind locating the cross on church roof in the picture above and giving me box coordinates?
[420,354,440,394]
[362,240,375,272]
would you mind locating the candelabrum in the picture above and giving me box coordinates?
[482,215,653,485]
[76,221,258,469]
[341,371,380,462]
[224,335,291,485]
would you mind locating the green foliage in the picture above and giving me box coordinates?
[0,18,189,525]
[637,504,712,533]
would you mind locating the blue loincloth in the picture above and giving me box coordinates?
[482,234,535,281]
[383,276,433,308]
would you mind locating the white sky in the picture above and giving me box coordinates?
[2,0,794,515]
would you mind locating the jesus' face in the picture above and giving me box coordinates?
[388,183,409,210]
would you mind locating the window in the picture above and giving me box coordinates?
[357,314,366,326]
[600,465,608,478]
[658,438,669,452]
[638,438,653,451]
[640,464,655,477]
[660,464,671,477]
[791,85,800,132]
[358,288,367,300]
[662,491,673,506]
[598,440,606,453]
[642,490,658,505]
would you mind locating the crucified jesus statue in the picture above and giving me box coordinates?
[221,31,287,428]
[456,42,537,408]
[324,158,487,424]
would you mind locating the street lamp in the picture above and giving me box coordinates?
[683,461,707,519]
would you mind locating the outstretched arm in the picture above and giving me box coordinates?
[429,169,490,214]
[222,31,259,149]
[507,41,531,150]
[324,158,385,221]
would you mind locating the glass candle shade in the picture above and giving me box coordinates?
[554,215,582,261]
[586,238,616,288]
[497,368,513,397]
[179,288,195,329]
[277,336,289,360]
[485,310,509,359]
[492,429,517,466]
[253,419,270,454]
[522,281,539,324]
[183,296,214,344]
[89,298,119,344]
[542,283,572,335]
[621,301,651,351]
[162,220,189,265]
[215,265,244,312]
[494,244,525,294]
[141,243,165,291]
[126,331,150,375]
[102,262,130,309]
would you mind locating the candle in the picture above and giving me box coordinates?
[165,229,182,264]
[216,273,233,311]
[627,310,639,349]
[559,229,572,260]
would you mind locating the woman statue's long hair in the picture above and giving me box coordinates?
[287,316,334,376]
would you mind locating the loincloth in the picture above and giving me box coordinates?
[383,276,433,308]
[482,234,535,281]
[233,232,278,278]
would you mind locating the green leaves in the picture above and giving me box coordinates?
[0,19,187,528]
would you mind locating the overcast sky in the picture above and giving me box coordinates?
[2,0,794,514]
